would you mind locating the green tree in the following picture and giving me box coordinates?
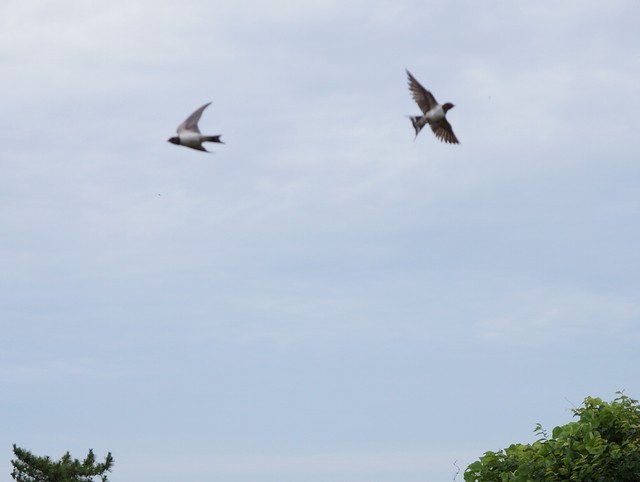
[11,445,114,482]
[464,393,640,482]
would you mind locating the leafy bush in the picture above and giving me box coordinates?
[464,393,640,481]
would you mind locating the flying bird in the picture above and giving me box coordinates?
[168,102,224,152]
[406,70,459,144]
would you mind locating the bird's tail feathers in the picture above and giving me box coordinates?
[204,135,224,144]
[408,116,424,139]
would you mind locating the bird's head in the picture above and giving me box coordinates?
[442,103,455,113]
[167,136,180,145]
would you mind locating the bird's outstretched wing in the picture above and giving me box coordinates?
[177,102,212,134]
[430,119,459,144]
[406,70,438,115]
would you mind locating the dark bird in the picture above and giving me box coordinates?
[406,70,459,144]
[168,102,224,152]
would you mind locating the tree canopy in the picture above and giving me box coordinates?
[464,393,640,481]
[11,445,114,482]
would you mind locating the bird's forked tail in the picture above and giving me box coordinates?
[408,116,424,139]
[204,135,224,144]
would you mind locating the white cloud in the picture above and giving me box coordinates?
[122,448,478,481]
[476,287,640,343]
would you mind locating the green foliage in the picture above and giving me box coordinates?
[11,445,114,482]
[464,393,640,482]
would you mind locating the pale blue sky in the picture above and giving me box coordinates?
[1,1,639,481]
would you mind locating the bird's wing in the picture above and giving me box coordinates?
[177,102,212,134]
[430,118,459,144]
[406,70,438,114]
[185,144,209,152]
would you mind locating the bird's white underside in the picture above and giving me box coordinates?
[426,105,445,122]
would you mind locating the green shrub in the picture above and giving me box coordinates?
[464,393,640,482]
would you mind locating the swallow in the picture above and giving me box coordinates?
[168,102,224,152]
[406,69,459,144]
